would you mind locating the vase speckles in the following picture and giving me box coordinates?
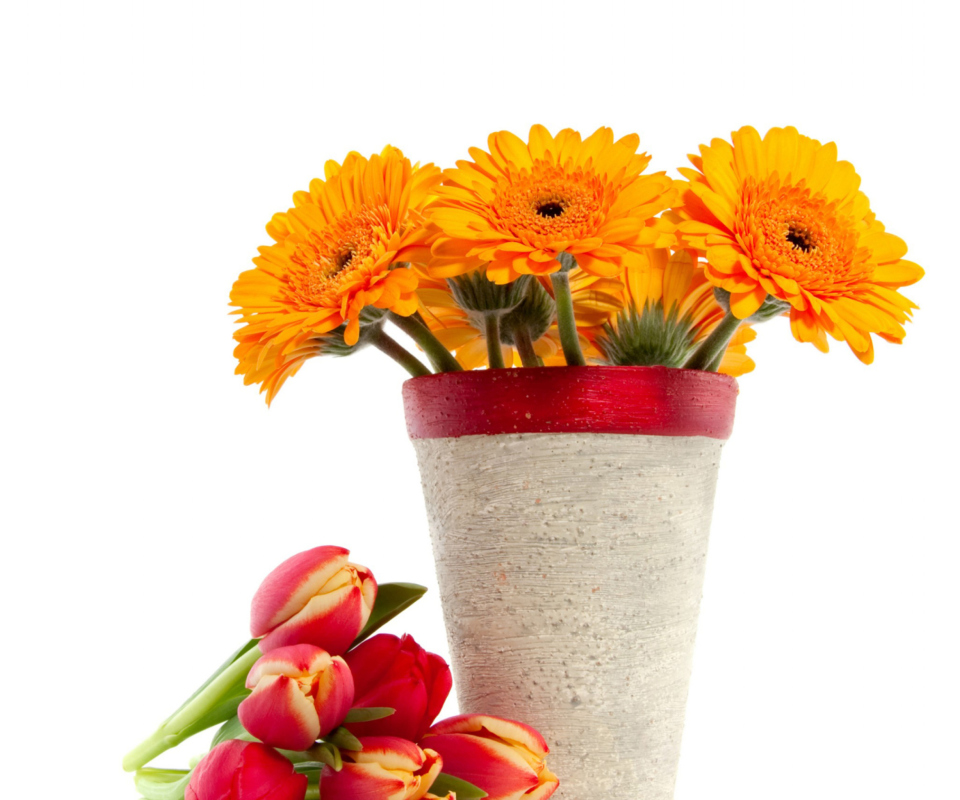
[404,367,738,800]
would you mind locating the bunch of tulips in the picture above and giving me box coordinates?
[124,545,558,800]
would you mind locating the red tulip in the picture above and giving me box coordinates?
[185,740,306,800]
[423,715,558,800]
[251,545,377,655]
[320,736,443,800]
[238,644,354,750]
[343,633,452,741]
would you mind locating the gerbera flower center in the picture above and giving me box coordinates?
[785,226,816,253]
[735,177,872,296]
[491,162,607,243]
[536,201,565,218]
[282,204,394,308]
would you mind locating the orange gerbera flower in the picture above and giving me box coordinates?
[597,249,754,376]
[416,267,618,368]
[426,125,677,284]
[231,147,441,402]
[674,126,923,363]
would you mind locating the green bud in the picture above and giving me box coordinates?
[595,301,697,368]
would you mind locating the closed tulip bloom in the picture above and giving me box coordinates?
[238,644,354,751]
[251,545,377,655]
[186,740,307,800]
[343,633,452,741]
[423,715,558,800]
[321,736,443,800]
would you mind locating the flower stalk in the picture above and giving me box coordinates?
[122,642,260,772]
[550,253,586,367]
[368,326,432,377]
[683,309,742,371]
[512,325,541,368]
[387,312,463,373]
[483,314,506,369]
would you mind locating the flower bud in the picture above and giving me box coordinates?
[251,545,377,655]
[320,736,443,800]
[343,633,452,741]
[185,740,307,800]
[239,644,354,750]
[423,715,558,800]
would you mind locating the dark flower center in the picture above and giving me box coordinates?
[786,226,815,253]
[536,201,565,218]
[335,250,355,271]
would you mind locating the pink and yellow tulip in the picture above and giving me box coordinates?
[423,715,558,800]
[251,545,377,655]
[186,740,307,800]
[344,633,452,741]
[238,644,354,751]
[320,736,443,800]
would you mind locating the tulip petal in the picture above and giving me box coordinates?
[251,546,350,637]
[425,734,537,800]
[239,675,321,751]
[259,584,365,655]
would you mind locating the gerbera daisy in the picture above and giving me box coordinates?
[425,125,676,365]
[674,126,923,363]
[230,146,442,402]
[596,249,755,376]
[427,125,676,283]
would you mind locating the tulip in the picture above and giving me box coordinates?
[186,740,307,800]
[343,633,452,741]
[422,715,559,800]
[320,736,443,800]
[251,545,377,655]
[238,644,354,751]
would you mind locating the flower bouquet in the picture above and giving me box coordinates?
[127,125,922,799]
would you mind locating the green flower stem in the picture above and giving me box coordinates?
[684,309,742,371]
[369,327,431,377]
[387,312,463,373]
[306,787,320,800]
[123,644,260,772]
[484,313,506,369]
[135,768,192,800]
[513,325,541,368]
[550,254,586,367]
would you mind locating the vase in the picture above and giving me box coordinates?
[403,366,737,800]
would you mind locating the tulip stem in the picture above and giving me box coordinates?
[123,643,260,772]
[550,254,587,367]
[684,309,741,371]
[305,787,320,800]
[387,312,463,373]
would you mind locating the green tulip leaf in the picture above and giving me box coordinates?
[344,706,396,723]
[211,715,256,748]
[429,773,488,799]
[134,768,192,800]
[354,583,427,645]
[324,726,363,752]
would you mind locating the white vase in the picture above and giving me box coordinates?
[404,366,737,800]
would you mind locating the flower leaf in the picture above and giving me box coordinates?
[344,706,396,723]
[429,773,488,799]
[324,726,363,752]
[211,715,256,748]
[353,582,427,644]
[134,768,192,800]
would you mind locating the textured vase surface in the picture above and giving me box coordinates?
[404,367,737,800]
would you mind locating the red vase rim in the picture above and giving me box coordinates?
[402,365,738,440]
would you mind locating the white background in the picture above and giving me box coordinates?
[2,2,958,798]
